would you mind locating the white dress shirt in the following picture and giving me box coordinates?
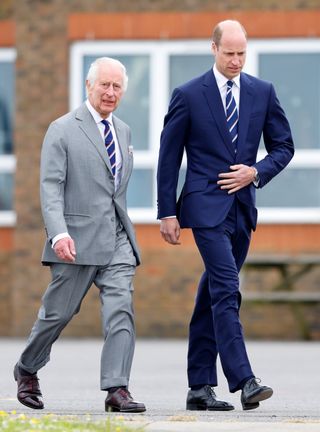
[213,63,240,113]
[52,100,123,247]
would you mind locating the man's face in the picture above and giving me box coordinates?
[86,63,124,118]
[212,28,247,80]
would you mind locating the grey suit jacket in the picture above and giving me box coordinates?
[40,102,140,266]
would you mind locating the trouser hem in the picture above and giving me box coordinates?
[18,357,49,375]
[230,374,255,393]
[101,377,129,391]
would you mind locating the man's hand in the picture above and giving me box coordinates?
[160,218,181,245]
[53,237,76,262]
[217,164,256,194]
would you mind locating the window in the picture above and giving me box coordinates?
[0,48,16,226]
[70,39,320,224]
[246,39,320,222]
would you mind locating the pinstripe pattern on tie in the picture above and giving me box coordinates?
[226,80,238,146]
[101,119,116,176]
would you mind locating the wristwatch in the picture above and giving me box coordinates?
[252,167,260,186]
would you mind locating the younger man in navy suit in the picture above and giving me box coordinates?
[157,20,294,410]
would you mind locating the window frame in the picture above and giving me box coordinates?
[67,39,320,224]
[0,48,16,227]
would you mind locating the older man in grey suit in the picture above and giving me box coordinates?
[14,57,146,413]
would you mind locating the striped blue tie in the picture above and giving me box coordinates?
[101,120,116,177]
[226,80,238,147]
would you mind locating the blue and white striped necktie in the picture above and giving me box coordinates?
[226,80,238,147]
[101,119,116,177]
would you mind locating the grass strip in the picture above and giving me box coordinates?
[0,411,145,432]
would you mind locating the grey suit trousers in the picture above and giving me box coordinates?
[18,221,136,390]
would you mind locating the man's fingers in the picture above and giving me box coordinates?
[229,164,242,170]
[160,219,181,245]
[161,230,180,245]
[218,164,255,193]
[217,178,235,185]
[54,238,76,262]
[68,239,76,257]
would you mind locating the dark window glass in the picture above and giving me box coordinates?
[259,53,320,149]
[0,173,13,210]
[127,168,153,208]
[0,61,15,154]
[256,168,320,208]
[169,54,212,95]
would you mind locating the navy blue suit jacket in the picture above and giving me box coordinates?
[157,69,294,230]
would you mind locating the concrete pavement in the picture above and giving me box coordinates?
[1,338,320,431]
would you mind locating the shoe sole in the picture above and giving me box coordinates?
[242,401,260,411]
[186,403,234,411]
[17,397,44,410]
[105,405,146,413]
[246,388,273,404]
[242,387,273,410]
[13,364,18,381]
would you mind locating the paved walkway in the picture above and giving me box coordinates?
[1,339,320,431]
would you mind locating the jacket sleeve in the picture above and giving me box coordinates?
[157,88,190,219]
[40,121,68,240]
[254,83,295,188]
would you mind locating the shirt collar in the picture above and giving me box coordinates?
[85,99,113,125]
[213,64,241,89]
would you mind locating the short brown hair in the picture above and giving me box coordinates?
[212,20,247,47]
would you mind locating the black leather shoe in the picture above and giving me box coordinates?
[14,364,44,410]
[186,385,234,411]
[105,388,146,413]
[241,378,273,410]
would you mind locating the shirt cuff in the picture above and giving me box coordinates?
[51,232,70,248]
[161,216,177,219]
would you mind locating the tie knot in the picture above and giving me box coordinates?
[101,119,109,127]
[227,80,234,89]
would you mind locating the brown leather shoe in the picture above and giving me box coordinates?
[14,364,44,409]
[105,388,146,413]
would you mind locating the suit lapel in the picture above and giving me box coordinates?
[75,103,113,175]
[113,116,130,188]
[237,73,254,156]
[202,70,235,157]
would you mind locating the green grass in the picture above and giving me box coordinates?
[0,411,145,432]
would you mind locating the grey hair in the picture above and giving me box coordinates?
[86,57,128,92]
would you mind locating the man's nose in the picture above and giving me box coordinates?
[105,84,115,96]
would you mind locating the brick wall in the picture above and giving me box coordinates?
[1,0,319,338]
[11,0,70,336]
[0,252,12,335]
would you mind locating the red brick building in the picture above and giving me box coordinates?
[0,0,319,339]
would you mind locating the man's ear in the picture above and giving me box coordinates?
[211,42,217,56]
[85,79,90,94]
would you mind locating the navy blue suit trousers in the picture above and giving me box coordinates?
[188,200,255,393]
